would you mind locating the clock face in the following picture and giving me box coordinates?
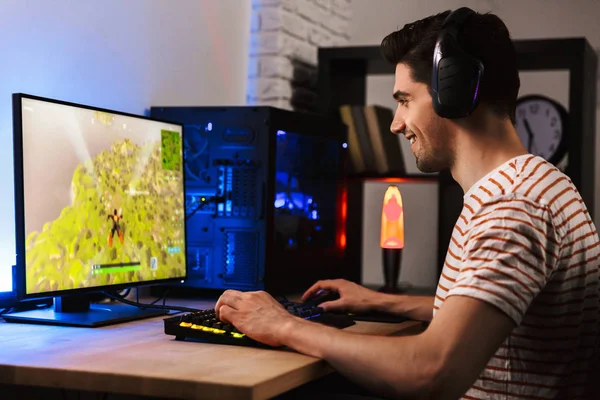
[515,95,568,165]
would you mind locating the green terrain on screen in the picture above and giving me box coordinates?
[161,130,182,171]
[26,139,185,294]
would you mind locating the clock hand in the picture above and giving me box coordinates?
[524,118,536,153]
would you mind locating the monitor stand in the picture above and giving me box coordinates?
[2,294,168,327]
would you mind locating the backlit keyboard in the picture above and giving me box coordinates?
[163,296,355,348]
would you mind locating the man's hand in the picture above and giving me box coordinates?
[302,279,379,314]
[215,290,297,347]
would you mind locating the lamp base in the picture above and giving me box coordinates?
[379,248,405,294]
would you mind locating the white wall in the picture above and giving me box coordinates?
[0,0,251,291]
[350,0,600,47]
[352,0,600,289]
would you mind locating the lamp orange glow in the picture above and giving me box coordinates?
[380,185,404,249]
[379,185,404,293]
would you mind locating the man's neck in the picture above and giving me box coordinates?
[450,117,528,194]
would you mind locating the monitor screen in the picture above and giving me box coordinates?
[14,94,187,299]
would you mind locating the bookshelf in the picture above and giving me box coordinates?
[347,174,439,182]
[318,38,597,283]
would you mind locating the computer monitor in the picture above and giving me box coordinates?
[3,93,187,327]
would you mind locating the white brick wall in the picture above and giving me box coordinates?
[248,0,352,110]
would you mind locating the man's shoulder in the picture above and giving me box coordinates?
[508,160,588,227]
[510,159,573,202]
[479,157,582,216]
[464,155,566,213]
[471,161,590,243]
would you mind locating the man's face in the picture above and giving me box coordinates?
[390,63,454,173]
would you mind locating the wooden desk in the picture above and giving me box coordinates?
[0,298,425,400]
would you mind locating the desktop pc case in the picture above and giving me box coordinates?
[150,106,348,295]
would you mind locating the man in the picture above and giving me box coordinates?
[216,8,599,399]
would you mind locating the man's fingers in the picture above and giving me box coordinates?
[218,304,238,325]
[301,283,321,301]
[319,299,344,312]
[215,289,243,319]
[302,281,335,301]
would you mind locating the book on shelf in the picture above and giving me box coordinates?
[350,105,377,173]
[338,104,405,176]
[364,105,405,175]
[339,105,366,174]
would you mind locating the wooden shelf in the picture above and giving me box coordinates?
[347,173,439,182]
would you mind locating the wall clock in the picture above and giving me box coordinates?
[515,94,568,165]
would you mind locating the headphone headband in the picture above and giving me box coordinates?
[442,7,475,29]
[431,7,484,119]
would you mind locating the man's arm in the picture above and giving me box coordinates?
[373,293,434,321]
[279,295,515,399]
[217,290,515,399]
[302,279,435,321]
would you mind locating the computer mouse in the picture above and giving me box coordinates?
[303,289,340,307]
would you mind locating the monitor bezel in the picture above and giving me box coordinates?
[13,93,188,300]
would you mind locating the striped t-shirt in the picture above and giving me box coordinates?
[434,154,599,399]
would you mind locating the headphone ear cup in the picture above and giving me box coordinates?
[431,7,484,119]
[433,54,483,118]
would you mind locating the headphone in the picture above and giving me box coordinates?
[431,7,484,119]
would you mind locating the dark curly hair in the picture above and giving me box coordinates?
[380,10,520,123]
